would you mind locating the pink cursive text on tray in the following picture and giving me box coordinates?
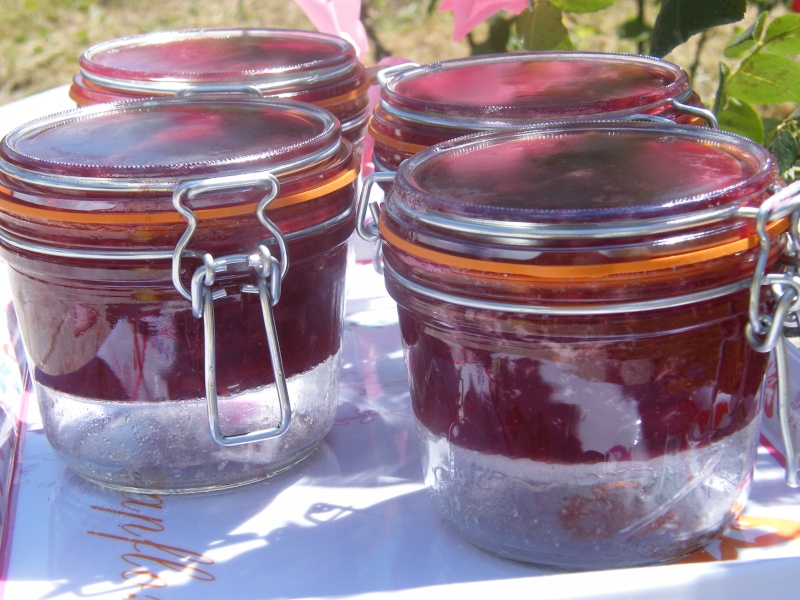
[87,492,215,599]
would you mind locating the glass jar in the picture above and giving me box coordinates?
[370,52,714,175]
[0,97,357,493]
[360,121,800,568]
[69,28,371,156]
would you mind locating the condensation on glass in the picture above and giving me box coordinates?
[0,97,357,493]
[359,121,800,568]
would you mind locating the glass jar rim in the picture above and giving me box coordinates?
[389,120,778,239]
[379,52,694,129]
[376,120,786,284]
[78,28,363,96]
[0,97,358,263]
[0,96,343,195]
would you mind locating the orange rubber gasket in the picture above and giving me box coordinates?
[367,115,708,156]
[368,117,429,155]
[71,74,370,109]
[0,164,358,225]
[313,78,372,108]
[379,211,790,279]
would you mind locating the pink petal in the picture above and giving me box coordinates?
[294,0,370,59]
[440,0,528,41]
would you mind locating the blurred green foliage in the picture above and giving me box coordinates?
[446,0,800,180]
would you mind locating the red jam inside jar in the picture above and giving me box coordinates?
[377,122,788,568]
[370,52,710,174]
[0,97,357,493]
[69,28,371,151]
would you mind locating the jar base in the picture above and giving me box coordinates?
[73,444,319,495]
[416,417,760,569]
[36,353,340,493]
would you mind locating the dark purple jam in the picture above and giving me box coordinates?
[377,122,781,567]
[0,98,357,491]
[7,214,352,402]
[392,286,765,463]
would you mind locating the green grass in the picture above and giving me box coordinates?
[0,0,311,104]
[0,0,762,112]
[0,0,467,105]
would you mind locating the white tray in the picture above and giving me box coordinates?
[1,87,800,600]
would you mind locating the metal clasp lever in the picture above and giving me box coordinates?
[172,173,292,447]
[192,249,291,447]
[671,99,719,129]
[376,62,419,87]
[742,180,800,486]
[175,84,265,98]
[357,171,396,274]
[356,171,395,242]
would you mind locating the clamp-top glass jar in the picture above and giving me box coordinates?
[360,121,800,568]
[0,97,357,493]
[370,51,714,175]
[69,28,371,154]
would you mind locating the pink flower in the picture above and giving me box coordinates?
[439,0,528,41]
[294,0,370,59]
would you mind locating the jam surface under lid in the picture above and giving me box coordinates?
[394,122,775,229]
[0,97,340,186]
[384,52,691,120]
[79,28,358,90]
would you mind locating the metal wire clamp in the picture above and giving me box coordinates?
[175,84,265,98]
[671,99,719,129]
[172,173,292,447]
[737,180,800,486]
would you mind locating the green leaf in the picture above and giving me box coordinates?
[713,61,731,114]
[768,126,800,181]
[617,17,651,43]
[727,53,800,104]
[763,13,800,55]
[763,117,782,142]
[516,1,574,51]
[717,98,765,142]
[650,0,747,57]
[549,0,616,13]
[469,14,514,55]
[724,11,767,58]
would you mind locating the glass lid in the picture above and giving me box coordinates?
[381,52,693,124]
[391,121,777,233]
[0,97,340,192]
[78,28,361,94]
